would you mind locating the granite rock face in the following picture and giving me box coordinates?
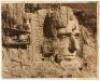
[2,3,97,78]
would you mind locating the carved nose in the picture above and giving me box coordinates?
[68,37,76,53]
[68,47,76,53]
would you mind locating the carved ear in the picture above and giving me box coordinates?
[80,25,90,45]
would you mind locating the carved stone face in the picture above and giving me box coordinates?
[54,7,82,60]
[43,6,82,61]
[57,22,81,60]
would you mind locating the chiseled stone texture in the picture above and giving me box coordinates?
[2,4,97,78]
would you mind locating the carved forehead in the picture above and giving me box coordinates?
[48,6,79,29]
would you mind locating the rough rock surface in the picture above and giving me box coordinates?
[2,3,97,78]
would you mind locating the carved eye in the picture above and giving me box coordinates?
[74,33,80,38]
[66,33,71,37]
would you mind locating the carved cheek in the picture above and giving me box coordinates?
[71,33,81,51]
[73,37,81,51]
[58,37,70,54]
[72,31,81,51]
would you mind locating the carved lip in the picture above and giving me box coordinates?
[64,56,75,60]
[63,51,77,56]
[63,51,77,60]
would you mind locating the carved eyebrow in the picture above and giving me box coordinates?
[56,26,66,29]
